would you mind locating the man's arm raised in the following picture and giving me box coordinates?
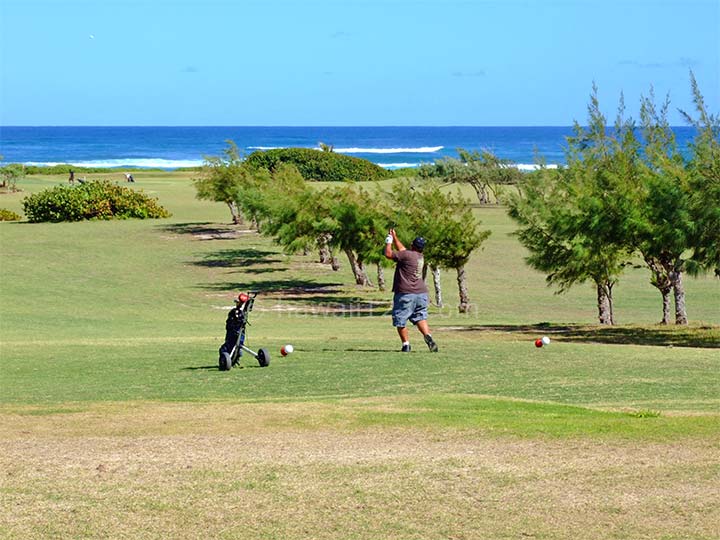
[384,228,405,259]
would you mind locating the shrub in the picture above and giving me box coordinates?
[0,208,22,221]
[19,165,168,175]
[0,163,26,191]
[244,148,390,182]
[387,167,420,178]
[22,181,171,223]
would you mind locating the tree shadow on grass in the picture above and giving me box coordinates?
[202,279,390,316]
[191,248,282,268]
[202,279,345,294]
[446,323,720,349]
[160,222,255,240]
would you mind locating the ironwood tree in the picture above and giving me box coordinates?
[682,72,720,278]
[418,149,524,205]
[193,141,249,225]
[507,87,634,325]
[387,181,490,313]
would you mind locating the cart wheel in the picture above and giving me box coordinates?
[219,351,233,371]
[257,348,270,367]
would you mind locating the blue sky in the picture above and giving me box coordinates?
[1,0,718,126]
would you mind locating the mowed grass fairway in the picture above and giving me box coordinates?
[1,173,719,540]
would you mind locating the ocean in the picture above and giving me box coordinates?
[0,126,699,171]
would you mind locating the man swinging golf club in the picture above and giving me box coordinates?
[384,228,439,353]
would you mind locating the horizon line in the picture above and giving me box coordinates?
[1,124,697,129]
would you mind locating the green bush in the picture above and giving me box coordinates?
[1,164,189,175]
[18,164,169,175]
[0,208,22,221]
[244,148,390,182]
[22,181,171,223]
[386,167,421,178]
[0,163,26,191]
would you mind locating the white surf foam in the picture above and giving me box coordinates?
[514,163,559,171]
[379,163,420,169]
[247,145,444,154]
[334,146,444,154]
[24,158,204,169]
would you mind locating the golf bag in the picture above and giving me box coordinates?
[218,292,270,371]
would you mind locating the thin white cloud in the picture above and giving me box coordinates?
[618,57,700,69]
[452,70,486,78]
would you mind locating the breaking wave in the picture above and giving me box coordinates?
[378,163,420,169]
[23,158,204,169]
[247,145,444,154]
[334,146,444,154]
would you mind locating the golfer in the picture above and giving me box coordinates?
[384,229,439,353]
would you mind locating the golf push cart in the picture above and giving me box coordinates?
[218,291,270,371]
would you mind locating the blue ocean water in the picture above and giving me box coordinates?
[0,126,698,170]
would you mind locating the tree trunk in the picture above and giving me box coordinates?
[670,270,688,325]
[470,180,489,205]
[359,261,372,287]
[486,183,499,204]
[431,266,443,307]
[607,282,615,325]
[658,256,688,325]
[344,248,372,286]
[596,281,613,325]
[376,264,386,291]
[318,246,331,263]
[456,265,471,313]
[317,233,332,264]
[644,256,672,325]
[660,290,672,325]
[227,201,242,225]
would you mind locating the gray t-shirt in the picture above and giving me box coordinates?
[392,249,428,294]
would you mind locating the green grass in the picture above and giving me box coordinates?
[2,329,718,412]
[1,173,718,414]
[349,395,719,440]
[1,172,719,539]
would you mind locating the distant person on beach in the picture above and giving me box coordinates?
[384,228,439,353]
[68,170,75,183]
